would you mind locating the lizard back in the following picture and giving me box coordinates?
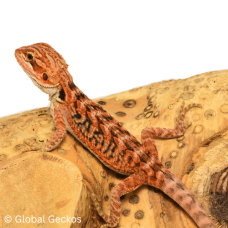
[64,84,147,175]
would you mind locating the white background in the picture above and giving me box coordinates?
[1,1,228,118]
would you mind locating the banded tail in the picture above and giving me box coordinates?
[147,167,215,228]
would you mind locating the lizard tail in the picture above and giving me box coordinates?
[147,169,216,228]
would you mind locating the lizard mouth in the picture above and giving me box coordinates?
[29,74,60,88]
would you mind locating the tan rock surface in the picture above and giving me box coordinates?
[1,69,228,227]
[0,152,84,228]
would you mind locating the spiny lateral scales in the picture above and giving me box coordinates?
[15,43,216,228]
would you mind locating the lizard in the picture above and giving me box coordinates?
[14,43,216,228]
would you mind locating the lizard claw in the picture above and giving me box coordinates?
[90,193,101,210]
[100,224,110,228]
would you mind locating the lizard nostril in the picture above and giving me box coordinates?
[43,73,48,80]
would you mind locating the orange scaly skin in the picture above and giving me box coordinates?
[15,43,216,228]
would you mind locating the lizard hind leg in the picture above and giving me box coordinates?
[141,102,202,140]
[141,104,215,228]
[91,172,146,228]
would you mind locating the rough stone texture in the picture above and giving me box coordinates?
[0,152,85,228]
[2,69,228,227]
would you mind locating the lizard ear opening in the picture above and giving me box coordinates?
[43,73,48,81]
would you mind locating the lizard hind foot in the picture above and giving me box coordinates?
[90,193,103,215]
[90,193,111,226]
[100,224,112,228]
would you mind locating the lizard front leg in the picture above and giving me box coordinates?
[19,103,67,154]
[42,103,67,152]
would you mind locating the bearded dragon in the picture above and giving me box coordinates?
[15,43,216,228]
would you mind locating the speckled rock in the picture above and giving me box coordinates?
[2,69,228,227]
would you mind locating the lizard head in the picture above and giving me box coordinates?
[15,43,70,96]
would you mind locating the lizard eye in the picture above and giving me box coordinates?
[27,53,33,61]
[43,73,48,80]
